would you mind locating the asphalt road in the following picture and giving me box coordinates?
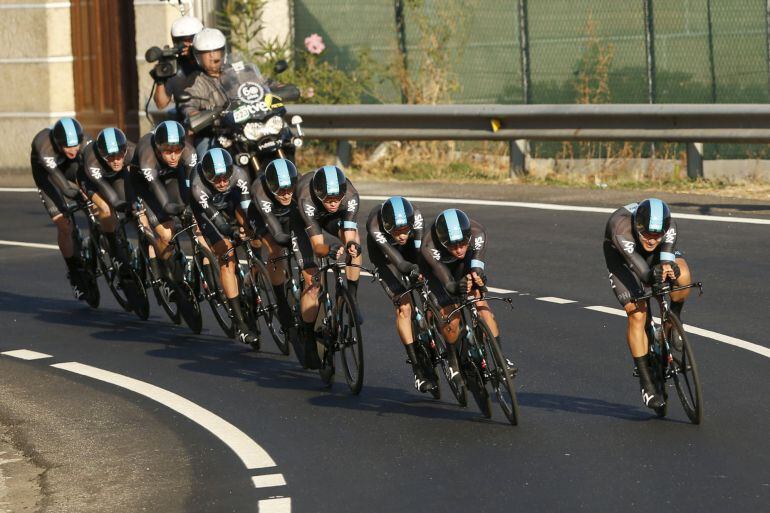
[0,185,768,513]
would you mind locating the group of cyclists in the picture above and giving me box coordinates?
[26,14,695,416]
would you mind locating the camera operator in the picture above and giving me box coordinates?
[180,28,229,157]
[150,15,204,112]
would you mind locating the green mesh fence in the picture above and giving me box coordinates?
[293,0,770,157]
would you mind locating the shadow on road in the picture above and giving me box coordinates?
[670,201,770,216]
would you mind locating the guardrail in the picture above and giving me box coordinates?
[284,104,770,178]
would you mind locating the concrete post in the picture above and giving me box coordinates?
[336,141,353,169]
[687,142,704,179]
[509,139,529,177]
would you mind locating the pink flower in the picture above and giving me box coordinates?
[305,87,315,98]
[304,33,325,55]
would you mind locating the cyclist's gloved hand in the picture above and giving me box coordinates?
[471,268,487,286]
[668,260,681,279]
[62,185,80,200]
[114,200,129,213]
[407,266,421,284]
[396,260,415,275]
[165,202,185,216]
[272,231,291,247]
[327,242,343,259]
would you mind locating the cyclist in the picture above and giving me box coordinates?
[133,120,198,285]
[190,147,260,346]
[603,198,692,410]
[366,196,436,393]
[79,127,136,277]
[152,15,204,111]
[420,208,510,387]
[30,117,90,298]
[249,158,302,336]
[294,165,362,368]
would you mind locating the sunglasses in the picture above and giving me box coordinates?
[105,152,126,163]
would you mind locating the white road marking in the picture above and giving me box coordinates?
[252,473,287,488]
[0,239,58,250]
[2,349,53,360]
[584,305,770,359]
[50,362,279,471]
[536,296,577,304]
[258,497,292,513]
[0,188,37,192]
[488,286,516,294]
[360,195,770,225]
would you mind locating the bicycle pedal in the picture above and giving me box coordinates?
[632,365,639,377]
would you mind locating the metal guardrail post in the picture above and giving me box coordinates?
[336,140,352,168]
[509,139,529,177]
[687,142,704,179]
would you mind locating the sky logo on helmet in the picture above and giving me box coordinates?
[274,159,292,187]
[391,197,407,227]
[322,166,339,195]
[648,199,665,232]
[211,149,228,176]
[442,209,464,242]
[164,121,180,144]
[103,128,119,154]
[61,118,79,147]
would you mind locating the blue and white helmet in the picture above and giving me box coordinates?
[434,208,472,249]
[633,198,671,237]
[201,147,233,185]
[265,159,298,195]
[312,165,347,201]
[380,196,415,235]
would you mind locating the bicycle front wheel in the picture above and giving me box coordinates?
[336,288,364,395]
[196,246,234,338]
[476,319,519,426]
[667,313,703,424]
[428,306,466,407]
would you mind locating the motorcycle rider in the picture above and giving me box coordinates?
[152,15,204,112]
[180,28,229,157]
[30,117,90,298]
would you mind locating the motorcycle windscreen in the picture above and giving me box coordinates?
[220,61,272,104]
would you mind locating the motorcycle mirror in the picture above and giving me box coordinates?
[176,92,192,104]
[273,60,288,74]
[291,115,303,125]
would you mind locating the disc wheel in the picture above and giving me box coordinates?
[476,319,519,425]
[177,281,203,334]
[462,345,491,418]
[336,289,364,395]
[667,313,703,424]
[122,268,150,320]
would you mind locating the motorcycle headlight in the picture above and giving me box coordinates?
[243,122,263,141]
[265,116,285,135]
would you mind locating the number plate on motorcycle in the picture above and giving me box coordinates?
[233,106,251,123]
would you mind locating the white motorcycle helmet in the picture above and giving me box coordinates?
[193,28,227,67]
[170,15,204,41]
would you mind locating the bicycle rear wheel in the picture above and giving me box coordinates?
[428,308,466,407]
[123,267,150,320]
[646,325,669,418]
[476,319,519,425]
[81,235,100,308]
[254,258,290,355]
[177,281,203,334]
[336,288,364,395]
[667,313,703,424]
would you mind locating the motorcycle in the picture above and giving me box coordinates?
[183,59,303,178]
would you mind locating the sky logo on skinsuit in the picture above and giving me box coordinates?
[198,192,209,209]
[142,168,154,182]
[44,157,57,169]
[261,200,272,213]
[90,167,102,180]
[304,203,316,218]
[430,248,441,260]
[347,198,358,213]
[474,236,484,251]
[236,178,249,194]
[374,231,387,244]
[189,153,197,167]
[414,213,423,230]
[664,228,676,244]
[622,240,635,254]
